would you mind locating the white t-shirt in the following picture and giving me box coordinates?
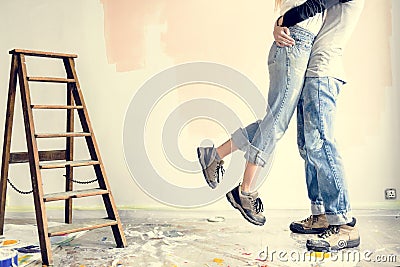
[306,0,364,81]
[279,0,324,35]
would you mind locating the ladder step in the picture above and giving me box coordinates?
[31,105,84,109]
[43,188,108,202]
[39,160,100,169]
[28,77,75,83]
[10,150,66,164]
[35,132,91,138]
[48,219,117,237]
[10,49,77,58]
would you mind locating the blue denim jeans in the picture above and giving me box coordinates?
[297,77,352,225]
[232,26,315,167]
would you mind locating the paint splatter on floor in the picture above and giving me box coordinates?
[213,257,224,265]
[1,239,18,246]
[2,209,399,266]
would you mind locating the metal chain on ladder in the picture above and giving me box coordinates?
[7,178,33,195]
[63,174,97,184]
[6,174,98,195]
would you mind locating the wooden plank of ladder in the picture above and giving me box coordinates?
[10,49,77,59]
[28,77,75,83]
[9,150,66,164]
[0,54,19,235]
[17,52,53,265]
[39,159,100,169]
[32,105,84,109]
[65,79,75,223]
[35,132,91,138]
[43,188,108,202]
[48,219,117,237]
[63,57,127,248]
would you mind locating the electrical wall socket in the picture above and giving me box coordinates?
[385,188,397,200]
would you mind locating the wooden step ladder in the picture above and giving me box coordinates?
[0,49,127,266]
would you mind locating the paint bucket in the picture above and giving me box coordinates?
[0,249,18,267]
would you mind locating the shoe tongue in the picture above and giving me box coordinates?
[210,147,222,161]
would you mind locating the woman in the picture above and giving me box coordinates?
[197,0,344,226]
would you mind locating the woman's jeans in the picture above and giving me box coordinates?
[297,77,351,225]
[232,25,314,167]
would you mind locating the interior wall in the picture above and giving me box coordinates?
[0,0,398,211]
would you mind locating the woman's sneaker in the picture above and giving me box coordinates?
[290,214,329,234]
[306,218,360,251]
[197,146,225,189]
[226,185,266,226]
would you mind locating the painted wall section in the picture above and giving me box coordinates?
[101,0,276,76]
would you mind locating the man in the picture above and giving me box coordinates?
[197,0,360,229]
[275,0,364,251]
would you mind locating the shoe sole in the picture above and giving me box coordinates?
[290,223,328,234]
[226,191,265,226]
[306,237,361,252]
[197,148,216,189]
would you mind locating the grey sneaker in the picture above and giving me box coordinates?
[290,214,329,234]
[226,185,266,226]
[306,218,359,251]
[197,146,225,189]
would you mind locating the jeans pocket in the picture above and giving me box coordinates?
[293,38,312,52]
[267,42,281,65]
[327,78,343,100]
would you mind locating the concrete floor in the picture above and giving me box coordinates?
[2,209,400,267]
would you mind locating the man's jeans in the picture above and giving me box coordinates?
[232,25,315,167]
[297,77,351,225]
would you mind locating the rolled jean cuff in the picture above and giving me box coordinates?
[244,147,267,167]
[231,127,251,150]
[326,211,353,225]
[231,128,268,167]
[311,202,325,215]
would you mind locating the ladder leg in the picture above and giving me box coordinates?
[105,193,126,247]
[64,58,127,248]
[65,81,74,224]
[18,54,53,265]
[0,55,19,234]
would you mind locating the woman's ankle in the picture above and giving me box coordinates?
[241,184,251,194]
[215,147,223,160]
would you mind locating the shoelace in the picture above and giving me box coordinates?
[214,161,225,183]
[301,215,313,223]
[318,225,340,239]
[252,198,264,214]
[301,215,319,223]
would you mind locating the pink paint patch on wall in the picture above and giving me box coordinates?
[100,0,276,72]
[100,0,164,71]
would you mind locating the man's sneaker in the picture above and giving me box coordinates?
[290,214,329,234]
[197,146,225,189]
[226,185,266,226]
[306,218,360,251]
